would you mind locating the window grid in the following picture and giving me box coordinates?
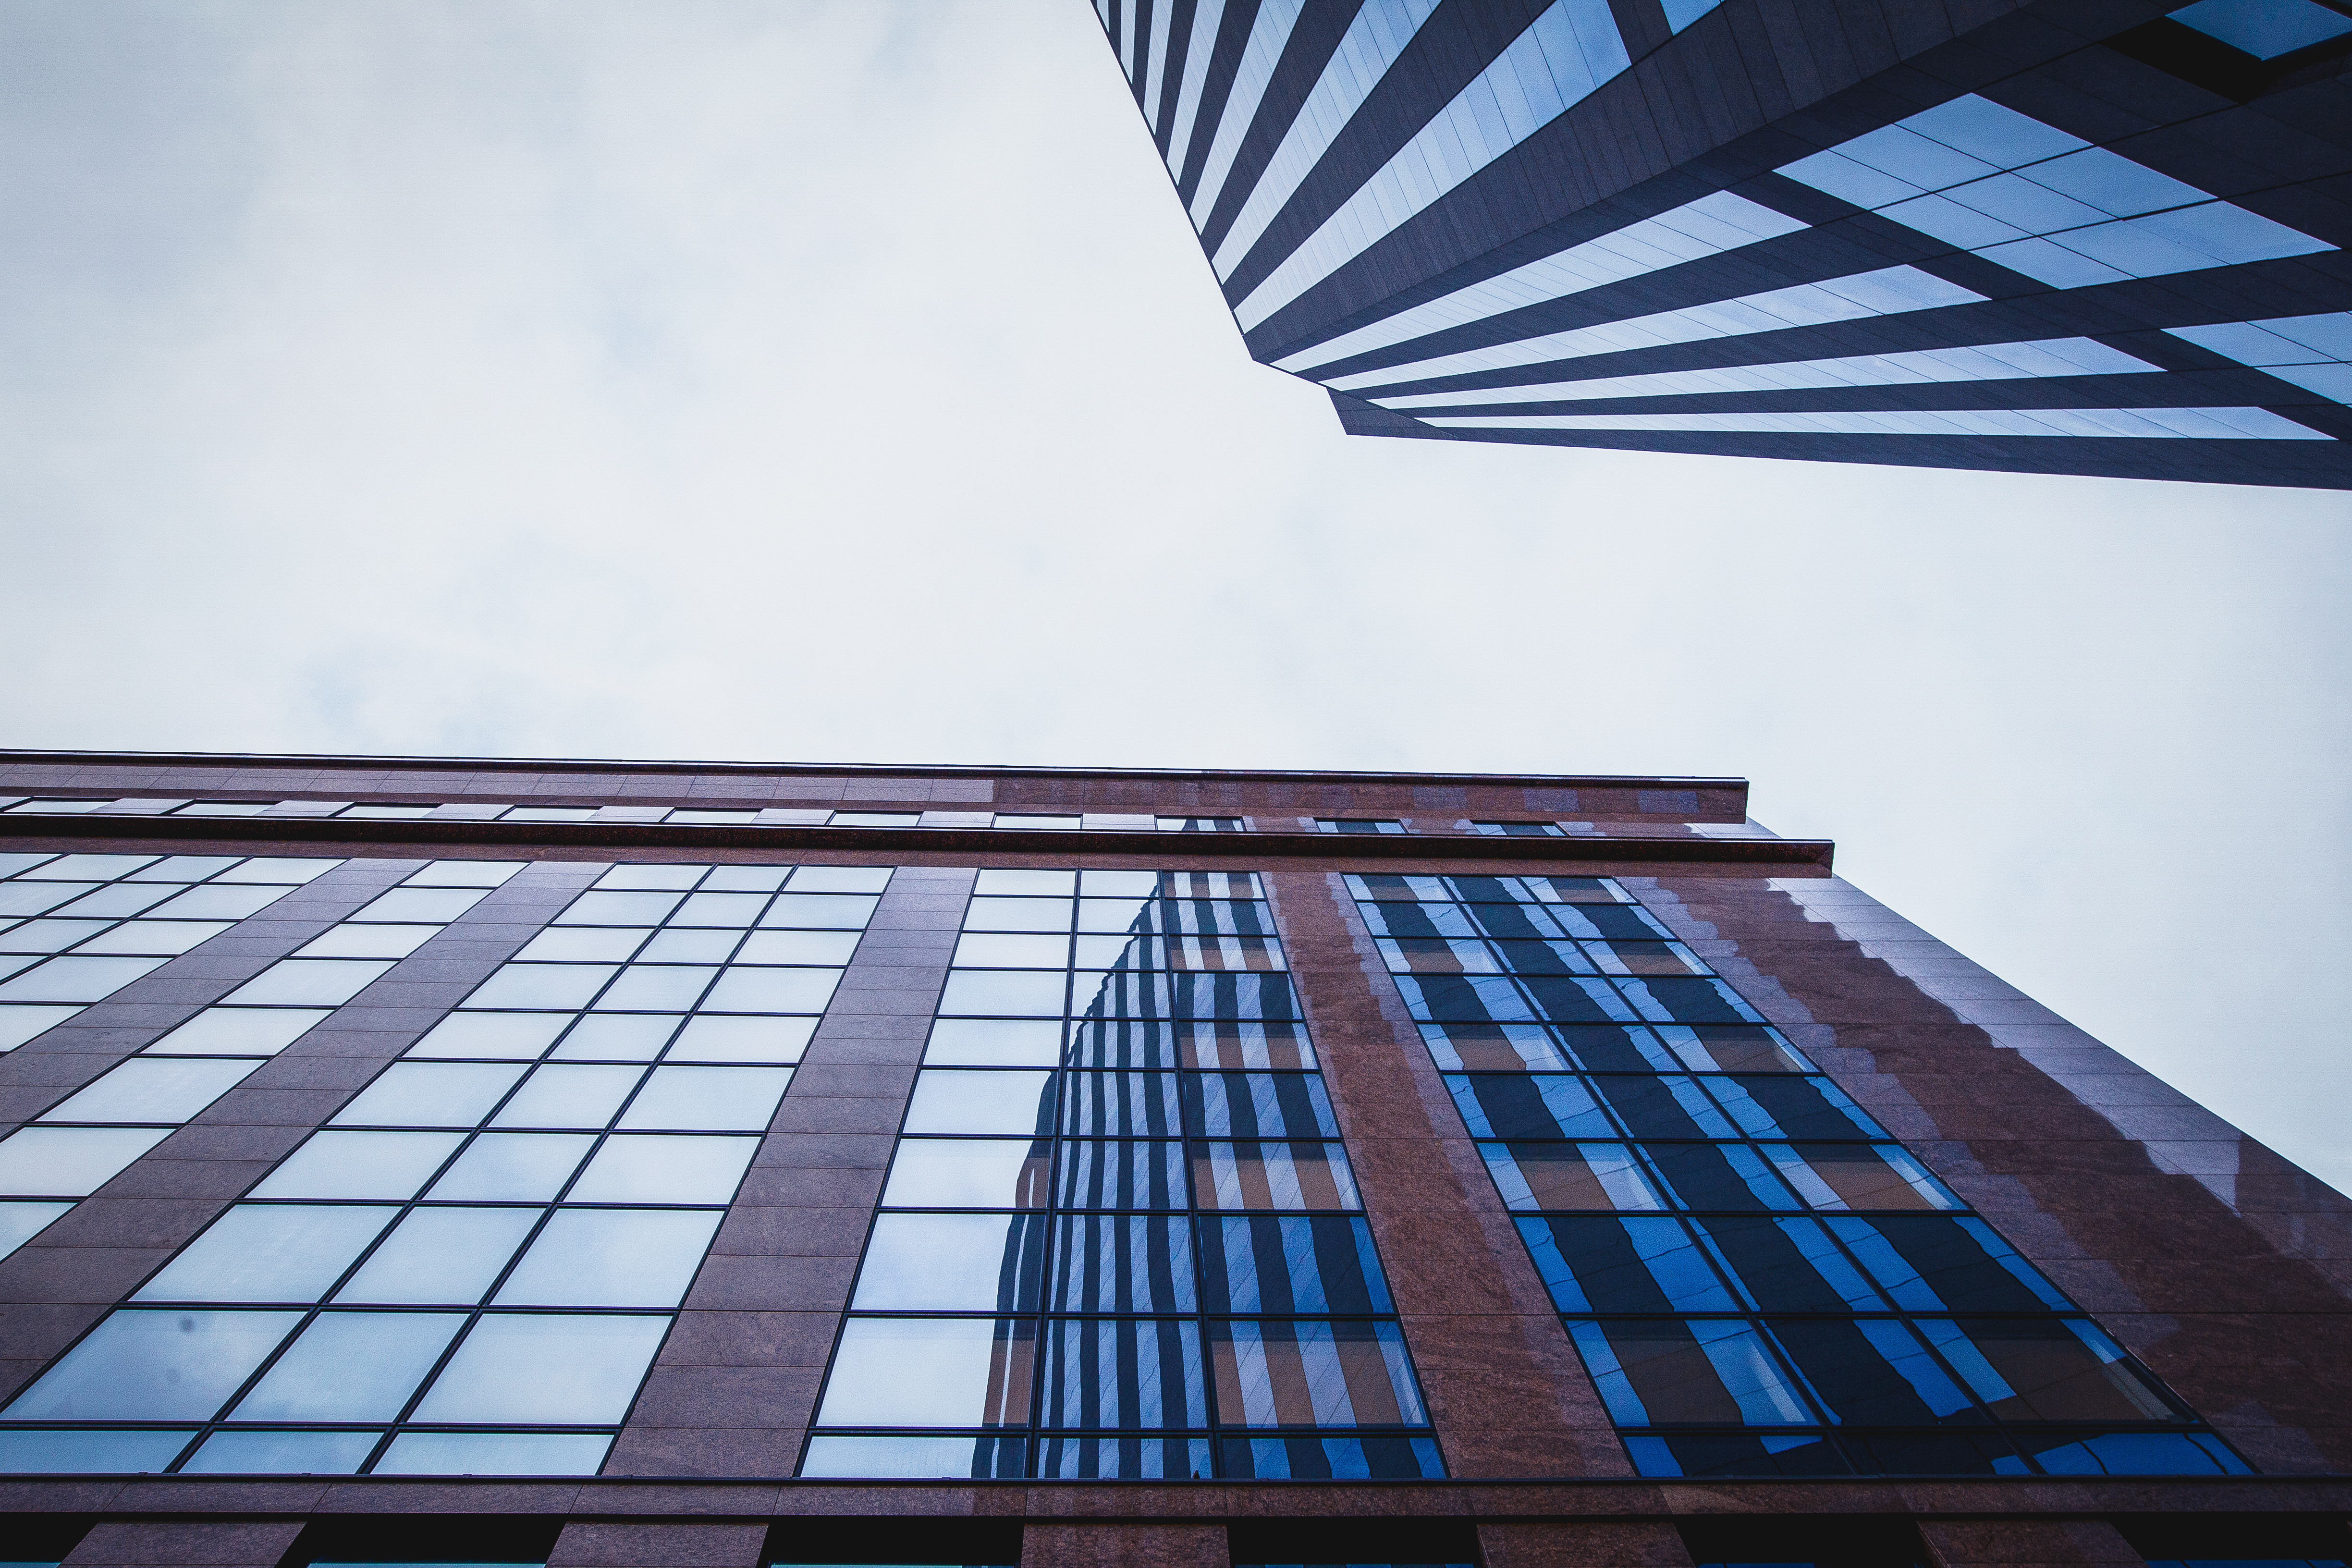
[0,860,889,1479]
[0,859,517,1269]
[1350,872,2250,1481]
[1470,821,1568,837]
[801,868,1443,1482]
[0,851,348,1049]
[1312,819,1407,835]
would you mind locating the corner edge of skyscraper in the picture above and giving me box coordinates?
[1093,0,2352,489]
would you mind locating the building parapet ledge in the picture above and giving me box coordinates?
[0,811,1833,869]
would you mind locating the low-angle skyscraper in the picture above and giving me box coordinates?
[1095,0,2352,487]
[0,750,2345,1565]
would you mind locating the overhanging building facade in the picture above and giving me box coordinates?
[0,750,2346,1566]
[1093,0,2352,487]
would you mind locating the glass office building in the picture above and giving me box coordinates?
[1095,0,2352,488]
[0,750,2346,1566]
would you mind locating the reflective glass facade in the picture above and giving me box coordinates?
[802,868,1437,1480]
[0,753,2346,1561]
[1096,0,2352,486]
[1349,871,2247,1478]
[0,859,881,1478]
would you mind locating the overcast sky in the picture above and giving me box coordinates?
[2,1,2348,1186]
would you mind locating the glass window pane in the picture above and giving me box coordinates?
[0,1126,170,1196]
[0,1200,71,1261]
[596,865,707,891]
[974,870,1074,896]
[145,1008,330,1057]
[0,883,99,918]
[182,1429,378,1474]
[1479,1141,1665,1212]
[1208,1320,1425,1426]
[963,897,1070,932]
[0,1309,301,1421]
[404,859,527,887]
[332,1063,527,1127]
[352,887,487,923]
[926,1018,1064,1066]
[516,927,647,963]
[489,1064,645,1129]
[1198,1215,1385,1313]
[24,854,157,879]
[799,1433,1025,1479]
[1565,1318,1813,1426]
[373,1431,613,1475]
[759,894,878,929]
[666,1015,815,1063]
[881,1139,1051,1208]
[426,1132,596,1201]
[494,1208,723,1307]
[409,1313,672,1423]
[406,1012,570,1060]
[0,1429,193,1472]
[123,855,240,881]
[814,1317,1034,1427]
[565,1134,758,1204]
[40,1058,261,1124]
[593,965,718,1012]
[216,858,342,884]
[50,884,175,919]
[0,1004,89,1050]
[1056,1140,1187,1212]
[1046,1214,1195,1312]
[296,925,438,961]
[939,971,1067,1017]
[735,930,860,965]
[904,1069,1056,1135]
[465,963,615,1011]
[638,928,740,963]
[1515,1215,1737,1313]
[703,866,791,891]
[699,967,839,1013]
[854,1212,1048,1311]
[1039,1318,1205,1429]
[229,1311,466,1420]
[551,1014,682,1061]
[333,1206,541,1304]
[1192,1141,1360,1211]
[143,885,294,920]
[956,933,1071,968]
[135,1204,395,1303]
[1918,1318,2179,1422]
[250,1130,466,1200]
[221,958,393,1008]
[81,920,233,956]
[557,890,686,924]
[671,892,768,927]
[787,866,892,893]
[615,1066,792,1131]
[0,955,171,1004]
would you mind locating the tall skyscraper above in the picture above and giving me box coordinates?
[0,750,2346,1565]
[1094,0,2352,487]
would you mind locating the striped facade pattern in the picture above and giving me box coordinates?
[1093,0,2352,488]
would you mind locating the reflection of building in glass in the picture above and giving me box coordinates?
[805,869,1436,1479]
[1095,0,2352,487]
[1353,871,2237,1478]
